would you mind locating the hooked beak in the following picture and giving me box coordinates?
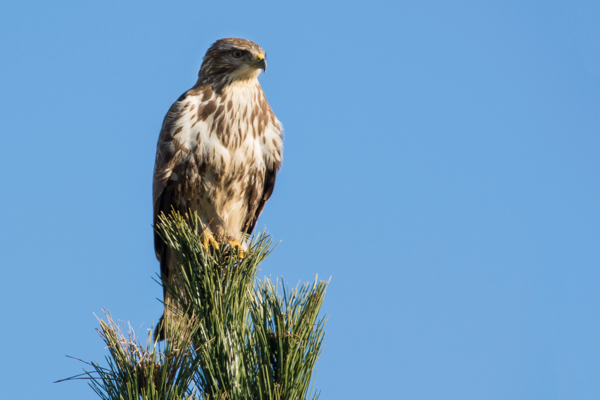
[255,54,267,72]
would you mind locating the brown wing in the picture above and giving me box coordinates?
[242,87,283,237]
[153,92,191,281]
[243,165,278,237]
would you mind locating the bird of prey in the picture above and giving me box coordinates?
[152,38,283,340]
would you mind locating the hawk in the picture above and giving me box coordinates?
[152,38,283,340]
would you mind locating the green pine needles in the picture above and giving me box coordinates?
[61,211,328,400]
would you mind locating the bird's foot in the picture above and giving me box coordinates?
[201,230,219,251]
[227,240,246,258]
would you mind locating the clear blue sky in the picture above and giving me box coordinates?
[1,1,599,398]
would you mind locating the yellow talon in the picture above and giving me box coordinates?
[227,240,246,258]
[201,230,219,250]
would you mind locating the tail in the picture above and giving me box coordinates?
[153,314,165,342]
[154,242,170,342]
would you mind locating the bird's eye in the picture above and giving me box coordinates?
[232,50,243,58]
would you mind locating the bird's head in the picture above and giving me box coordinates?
[198,38,267,88]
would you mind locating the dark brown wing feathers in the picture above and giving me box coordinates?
[244,167,277,236]
[153,94,190,282]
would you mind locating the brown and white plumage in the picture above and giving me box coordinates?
[152,38,283,340]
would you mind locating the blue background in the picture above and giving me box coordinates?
[1,1,599,398]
